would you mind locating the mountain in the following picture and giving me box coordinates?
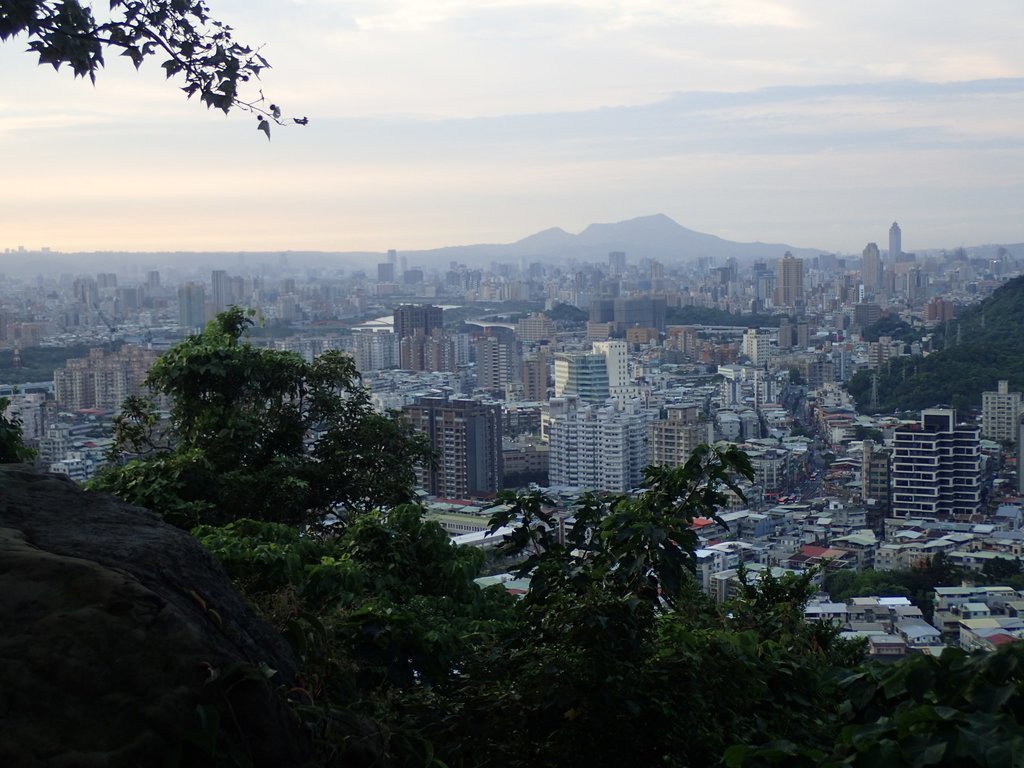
[403,214,823,266]
[848,274,1024,414]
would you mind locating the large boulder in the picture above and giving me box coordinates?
[0,465,306,767]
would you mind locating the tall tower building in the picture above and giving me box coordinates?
[393,304,443,341]
[177,282,206,330]
[403,395,503,499]
[211,269,231,311]
[773,252,804,308]
[891,408,982,517]
[889,222,902,262]
[861,243,883,291]
[591,340,635,399]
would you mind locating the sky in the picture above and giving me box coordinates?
[2,0,1023,257]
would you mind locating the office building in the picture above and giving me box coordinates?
[889,221,902,262]
[403,395,503,499]
[553,352,610,403]
[891,408,982,518]
[982,380,1022,443]
[773,253,804,308]
[862,243,883,292]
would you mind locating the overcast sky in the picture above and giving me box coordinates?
[2,0,1023,256]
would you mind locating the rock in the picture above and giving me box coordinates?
[0,465,306,767]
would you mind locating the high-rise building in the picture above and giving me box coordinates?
[377,262,395,282]
[403,395,503,499]
[741,329,772,367]
[400,328,457,372]
[476,335,516,394]
[608,251,627,275]
[521,347,549,401]
[516,313,555,343]
[591,340,635,398]
[54,346,161,411]
[861,243,883,291]
[861,439,891,512]
[352,329,398,373]
[773,253,804,308]
[177,282,206,330]
[890,408,982,518]
[982,380,1022,443]
[211,269,231,311]
[547,398,649,492]
[649,405,711,468]
[553,353,610,403]
[394,304,443,340]
[889,221,902,262]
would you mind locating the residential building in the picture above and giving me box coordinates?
[982,380,1022,443]
[403,395,503,499]
[393,304,443,341]
[547,398,649,492]
[54,346,161,411]
[649,405,710,468]
[890,408,983,518]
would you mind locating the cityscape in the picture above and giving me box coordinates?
[5,1,1024,765]
[5,216,1024,661]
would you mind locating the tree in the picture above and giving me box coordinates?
[91,308,429,529]
[0,0,306,130]
[0,397,36,463]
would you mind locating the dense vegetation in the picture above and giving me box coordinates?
[90,308,428,529]
[666,306,781,328]
[849,275,1024,413]
[544,303,588,323]
[861,314,920,343]
[70,310,1024,766]
[0,343,102,385]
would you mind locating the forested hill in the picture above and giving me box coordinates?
[848,274,1024,414]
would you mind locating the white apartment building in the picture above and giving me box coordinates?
[982,380,1022,443]
[547,399,649,492]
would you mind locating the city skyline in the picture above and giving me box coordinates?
[2,2,1023,255]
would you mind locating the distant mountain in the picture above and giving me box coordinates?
[402,214,824,266]
[848,274,1024,414]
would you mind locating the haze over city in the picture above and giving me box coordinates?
[3,1,1024,256]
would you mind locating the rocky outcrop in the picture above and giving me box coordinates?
[0,464,305,767]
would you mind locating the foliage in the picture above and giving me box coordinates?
[195,510,514,766]
[665,306,781,328]
[91,308,429,529]
[0,343,102,385]
[861,314,920,343]
[848,275,1024,412]
[824,554,967,622]
[0,396,36,462]
[544,302,588,324]
[853,424,885,443]
[0,0,306,129]
[727,645,1024,768]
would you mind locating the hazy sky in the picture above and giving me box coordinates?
[2,1,1023,256]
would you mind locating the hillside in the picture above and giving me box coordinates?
[848,274,1024,413]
